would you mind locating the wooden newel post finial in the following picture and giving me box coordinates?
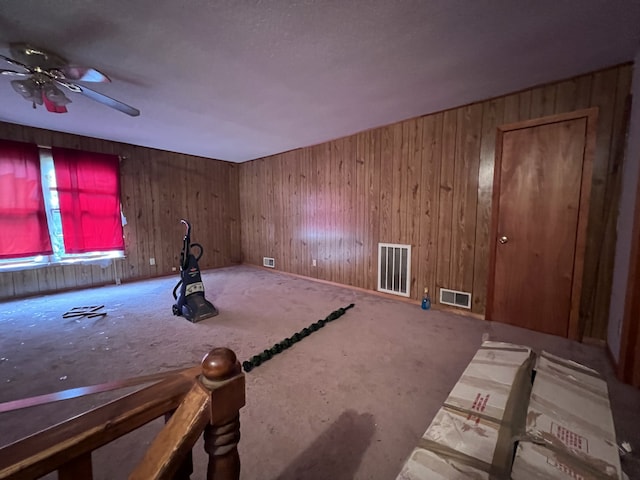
[202,348,241,382]
[200,348,245,480]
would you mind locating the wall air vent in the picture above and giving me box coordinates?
[378,243,411,297]
[263,257,275,268]
[439,288,472,309]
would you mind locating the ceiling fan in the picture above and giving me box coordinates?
[0,43,140,116]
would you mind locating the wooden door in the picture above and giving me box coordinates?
[487,109,597,339]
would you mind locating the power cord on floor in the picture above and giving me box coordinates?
[242,303,355,373]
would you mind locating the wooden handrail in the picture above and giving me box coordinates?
[0,347,245,480]
[0,366,194,414]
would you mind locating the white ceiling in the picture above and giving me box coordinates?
[0,1,638,163]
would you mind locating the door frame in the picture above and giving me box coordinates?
[485,108,598,340]
[618,152,640,386]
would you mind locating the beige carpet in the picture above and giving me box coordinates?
[1,265,638,479]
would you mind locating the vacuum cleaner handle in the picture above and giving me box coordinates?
[181,219,191,237]
[180,219,192,270]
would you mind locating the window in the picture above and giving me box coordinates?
[0,143,125,272]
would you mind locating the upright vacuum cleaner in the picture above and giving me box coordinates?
[172,219,218,323]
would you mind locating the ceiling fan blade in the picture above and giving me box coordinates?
[56,80,140,117]
[59,66,111,83]
[0,53,32,72]
[0,69,29,77]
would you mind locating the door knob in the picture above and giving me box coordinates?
[499,236,508,244]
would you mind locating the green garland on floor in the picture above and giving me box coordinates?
[242,303,355,373]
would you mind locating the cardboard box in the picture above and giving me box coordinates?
[396,341,534,479]
[511,351,622,480]
[397,444,489,480]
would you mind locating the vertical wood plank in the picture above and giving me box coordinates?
[309,147,319,279]
[138,149,153,278]
[251,160,263,267]
[503,93,520,124]
[518,90,532,120]
[391,123,403,245]
[589,66,632,338]
[418,113,443,302]
[379,126,394,245]
[473,97,505,313]
[280,153,291,273]
[580,68,620,335]
[574,75,594,110]
[317,143,330,281]
[343,137,355,285]
[147,151,162,276]
[436,109,458,293]
[399,121,410,247]
[61,264,78,289]
[406,119,422,298]
[249,159,260,265]
[229,164,241,264]
[0,273,15,298]
[120,154,139,281]
[154,153,171,274]
[330,140,340,284]
[355,133,367,288]
[529,85,556,118]
[367,130,382,291]
[554,79,579,113]
[450,104,483,293]
[298,150,307,276]
[37,267,57,293]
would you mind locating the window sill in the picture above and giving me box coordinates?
[0,252,125,273]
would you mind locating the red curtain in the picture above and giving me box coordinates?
[52,147,124,253]
[0,140,53,259]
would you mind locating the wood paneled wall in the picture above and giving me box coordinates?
[239,64,632,339]
[0,123,240,301]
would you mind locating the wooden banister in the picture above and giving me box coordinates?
[0,347,245,480]
[129,383,211,479]
[131,347,246,480]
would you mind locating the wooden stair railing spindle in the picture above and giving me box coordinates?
[200,348,245,480]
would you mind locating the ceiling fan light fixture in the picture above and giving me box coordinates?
[42,90,68,113]
[43,83,71,106]
[11,79,42,104]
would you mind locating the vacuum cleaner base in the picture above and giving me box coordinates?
[173,294,219,323]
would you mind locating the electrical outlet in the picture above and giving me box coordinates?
[172,266,177,271]
[312,259,317,267]
[149,257,155,266]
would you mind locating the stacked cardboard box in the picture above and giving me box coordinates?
[396,345,623,479]
[396,341,534,479]
[511,351,622,479]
